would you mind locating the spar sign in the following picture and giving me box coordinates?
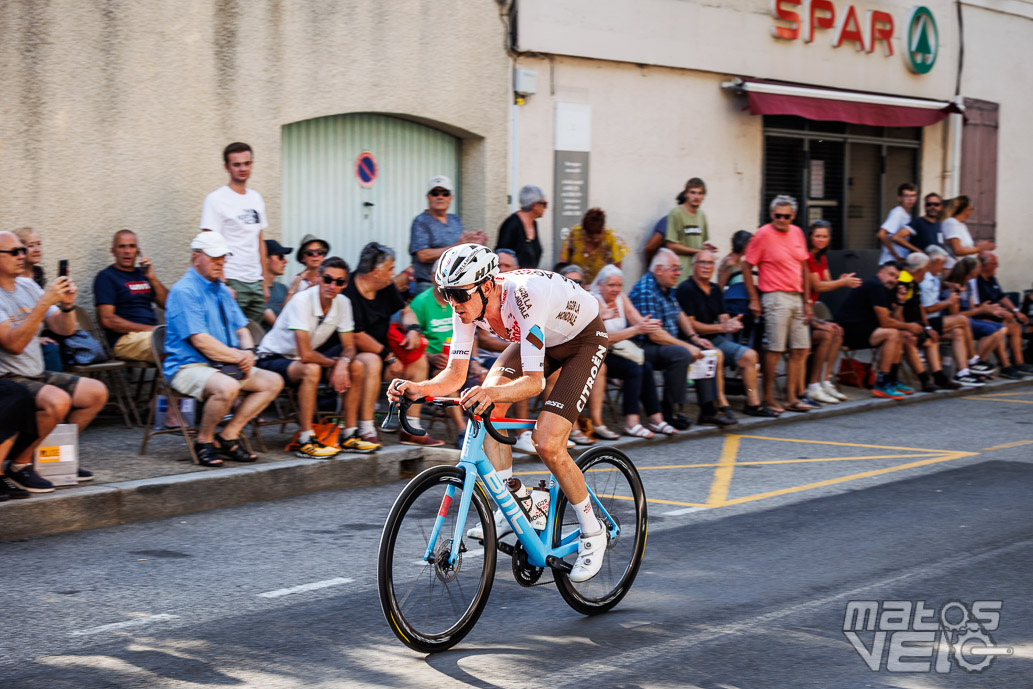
[770,2,938,73]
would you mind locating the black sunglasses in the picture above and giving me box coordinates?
[440,284,481,304]
[429,189,451,197]
[0,247,27,256]
[321,274,347,287]
[535,201,548,208]
[773,213,793,220]
[926,202,942,207]
[304,249,327,257]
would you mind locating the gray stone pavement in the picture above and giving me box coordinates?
[1,376,1030,541]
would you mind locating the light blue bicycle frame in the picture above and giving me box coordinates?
[420,415,622,569]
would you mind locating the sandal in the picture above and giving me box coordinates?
[743,404,780,418]
[213,433,258,462]
[593,424,620,440]
[193,441,224,468]
[783,401,814,413]
[569,428,597,446]
[646,421,678,435]
[623,424,655,439]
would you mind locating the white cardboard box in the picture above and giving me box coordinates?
[33,423,78,486]
[688,349,719,380]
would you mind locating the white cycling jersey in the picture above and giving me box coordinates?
[448,269,600,372]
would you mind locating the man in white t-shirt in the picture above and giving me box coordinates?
[200,142,269,324]
[876,182,919,265]
[256,257,379,457]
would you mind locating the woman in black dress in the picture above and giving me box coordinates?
[495,185,546,269]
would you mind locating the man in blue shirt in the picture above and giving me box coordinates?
[164,232,283,466]
[628,248,725,431]
[94,229,169,361]
[408,175,486,295]
[908,193,945,253]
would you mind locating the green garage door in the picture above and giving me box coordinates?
[281,113,460,273]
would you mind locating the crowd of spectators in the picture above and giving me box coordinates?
[3,148,1031,500]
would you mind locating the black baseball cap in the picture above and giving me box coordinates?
[264,239,293,257]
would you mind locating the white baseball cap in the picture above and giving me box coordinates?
[427,175,454,194]
[190,231,233,257]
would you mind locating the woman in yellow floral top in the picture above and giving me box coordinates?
[560,208,629,284]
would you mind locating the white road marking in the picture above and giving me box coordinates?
[257,577,354,598]
[70,614,179,636]
[662,507,705,516]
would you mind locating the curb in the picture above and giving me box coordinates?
[2,378,1029,541]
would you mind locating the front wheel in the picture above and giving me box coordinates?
[377,465,497,653]
[553,447,647,615]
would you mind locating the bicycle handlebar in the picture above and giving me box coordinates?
[382,395,517,445]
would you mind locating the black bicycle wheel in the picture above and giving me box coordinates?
[377,465,497,653]
[552,447,647,615]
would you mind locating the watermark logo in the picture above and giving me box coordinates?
[844,600,1012,673]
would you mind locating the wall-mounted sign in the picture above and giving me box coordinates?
[770,1,938,73]
[355,151,377,188]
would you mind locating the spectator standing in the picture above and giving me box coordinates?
[629,248,730,430]
[346,242,443,446]
[13,227,45,287]
[257,256,379,456]
[261,238,293,328]
[665,177,718,276]
[909,193,945,252]
[974,252,1032,376]
[559,208,629,285]
[834,262,912,399]
[642,216,669,268]
[94,230,169,362]
[200,142,270,323]
[876,183,920,264]
[163,232,284,467]
[677,251,771,418]
[742,195,813,413]
[496,185,546,269]
[409,175,486,295]
[805,220,861,404]
[0,231,106,490]
[941,195,994,269]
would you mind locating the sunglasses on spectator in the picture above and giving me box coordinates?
[0,247,28,256]
[926,202,941,207]
[321,274,347,287]
[429,189,451,197]
[773,213,793,220]
[440,284,481,304]
[304,249,327,257]
[535,201,549,208]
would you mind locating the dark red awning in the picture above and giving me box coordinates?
[726,78,960,127]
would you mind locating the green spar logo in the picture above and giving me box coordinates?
[905,6,938,74]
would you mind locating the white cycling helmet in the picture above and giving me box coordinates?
[436,243,499,288]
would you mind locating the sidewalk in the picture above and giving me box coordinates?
[2,378,1029,541]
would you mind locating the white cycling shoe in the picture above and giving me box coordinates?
[466,508,513,540]
[569,529,607,583]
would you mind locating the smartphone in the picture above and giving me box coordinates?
[58,259,69,278]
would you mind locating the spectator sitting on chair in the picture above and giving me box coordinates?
[285,234,329,304]
[163,232,284,467]
[804,220,861,404]
[0,380,37,500]
[947,257,1013,378]
[257,256,380,457]
[345,242,443,447]
[975,251,1033,376]
[742,195,814,413]
[678,250,768,418]
[919,245,990,387]
[833,261,914,399]
[94,229,169,362]
[629,248,731,430]
[895,252,962,392]
[13,227,45,287]
[261,238,293,329]
[496,248,518,273]
[0,230,106,491]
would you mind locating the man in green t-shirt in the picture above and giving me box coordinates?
[665,177,718,276]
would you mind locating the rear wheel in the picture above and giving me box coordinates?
[377,465,497,653]
[553,447,647,615]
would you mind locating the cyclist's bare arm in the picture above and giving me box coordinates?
[387,358,470,402]
[460,370,544,415]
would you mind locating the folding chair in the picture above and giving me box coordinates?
[66,306,140,427]
[90,305,161,408]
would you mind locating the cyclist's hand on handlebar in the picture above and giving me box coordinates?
[387,379,416,403]
[459,385,497,416]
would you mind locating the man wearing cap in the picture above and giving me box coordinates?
[163,232,284,467]
[408,175,486,295]
[94,229,170,361]
[200,141,270,324]
[262,238,293,328]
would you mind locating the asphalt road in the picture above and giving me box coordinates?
[2,392,1032,688]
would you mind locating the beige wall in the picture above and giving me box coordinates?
[0,1,511,298]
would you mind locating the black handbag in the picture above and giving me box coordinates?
[207,296,247,380]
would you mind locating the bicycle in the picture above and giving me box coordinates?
[377,395,648,653]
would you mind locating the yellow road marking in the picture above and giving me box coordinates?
[713,452,978,507]
[967,397,1033,405]
[970,390,1033,397]
[980,440,1033,451]
[706,435,741,506]
[733,434,954,453]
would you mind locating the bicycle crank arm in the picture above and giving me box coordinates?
[546,555,574,574]
[495,540,515,556]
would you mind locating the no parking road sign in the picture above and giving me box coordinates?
[355,151,377,188]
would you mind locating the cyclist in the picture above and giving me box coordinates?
[387,244,609,582]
